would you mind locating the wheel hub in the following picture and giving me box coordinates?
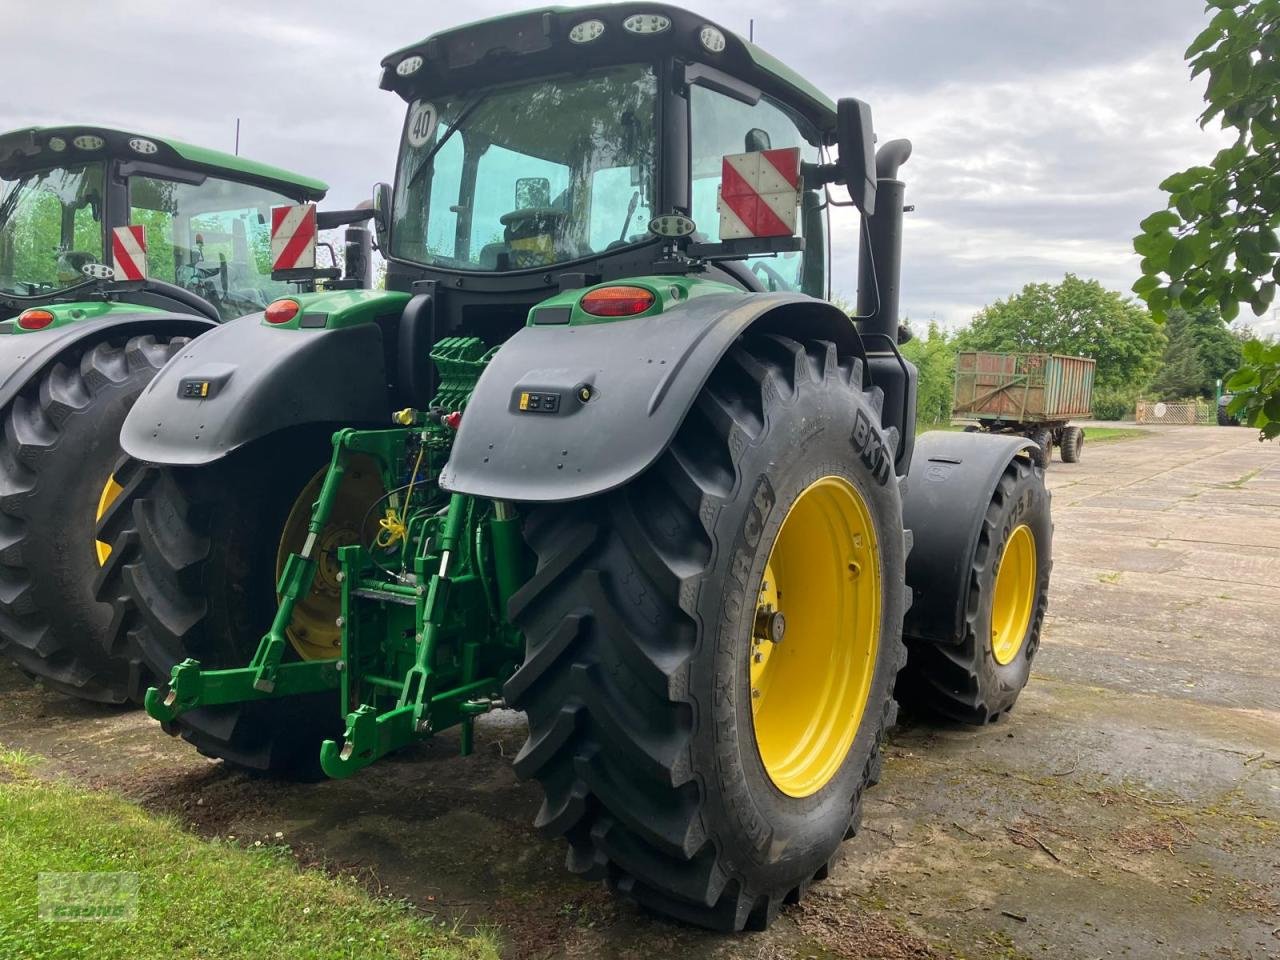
[991,524,1036,665]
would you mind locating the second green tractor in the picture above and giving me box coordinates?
[97,5,1053,931]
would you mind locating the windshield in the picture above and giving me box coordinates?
[129,175,307,321]
[392,64,658,272]
[0,163,104,298]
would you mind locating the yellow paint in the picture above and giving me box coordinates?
[751,476,881,798]
[94,474,125,565]
[274,456,384,661]
[991,524,1036,665]
[519,392,530,411]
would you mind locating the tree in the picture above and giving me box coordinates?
[957,274,1166,390]
[1133,0,1280,437]
[1150,305,1244,397]
[900,320,958,425]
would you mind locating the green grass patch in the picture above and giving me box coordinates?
[0,752,498,960]
[1083,427,1146,443]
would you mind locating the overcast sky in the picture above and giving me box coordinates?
[4,1,1267,335]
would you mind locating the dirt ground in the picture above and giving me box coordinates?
[2,423,1277,959]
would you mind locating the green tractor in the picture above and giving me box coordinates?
[0,125,352,702]
[98,6,1053,930]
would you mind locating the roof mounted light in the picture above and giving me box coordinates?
[623,13,671,35]
[396,55,423,77]
[129,138,158,155]
[700,25,726,52]
[568,19,605,43]
[47,136,66,153]
[72,134,104,151]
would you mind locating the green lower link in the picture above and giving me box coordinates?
[142,337,525,778]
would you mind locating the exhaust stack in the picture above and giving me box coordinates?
[856,139,912,341]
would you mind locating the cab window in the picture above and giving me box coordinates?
[689,84,827,297]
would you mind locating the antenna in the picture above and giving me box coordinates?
[235,118,241,156]
[749,18,755,42]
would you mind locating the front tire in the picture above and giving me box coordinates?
[0,335,186,703]
[505,335,907,930]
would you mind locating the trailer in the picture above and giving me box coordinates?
[952,351,1095,466]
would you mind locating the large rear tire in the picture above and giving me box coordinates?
[0,334,186,703]
[505,335,907,930]
[897,455,1051,723]
[94,428,378,774]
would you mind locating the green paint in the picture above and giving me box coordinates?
[0,126,327,199]
[260,289,411,330]
[742,42,838,120]
[526,274,743,326]
[0,299,167,335]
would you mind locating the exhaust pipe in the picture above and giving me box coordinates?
[855,139,913,341]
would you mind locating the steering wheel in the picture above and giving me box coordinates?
[751,260,788,292]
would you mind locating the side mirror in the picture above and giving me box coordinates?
[372,182,392,253]
[836,98,877,216]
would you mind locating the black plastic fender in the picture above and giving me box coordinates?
[120,313,389,466]
[0,311,216,412]
[440,291,868,503]
[901,430,1039,645]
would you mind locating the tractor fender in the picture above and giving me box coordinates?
[440,291,866,503]
[0,311,217,412]
[901,430,1039,645]
[120,312,389,466]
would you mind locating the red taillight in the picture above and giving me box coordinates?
[579,285,655,318]
[16,309,55,330]
[265,299,300,324]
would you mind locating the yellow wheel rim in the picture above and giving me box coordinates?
[751,476,881,798]
[991,524,1036,666]
[274,456,384,662]
[94,475,125,565]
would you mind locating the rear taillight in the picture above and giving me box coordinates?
[579,285,656,318]
[265,299,300,324]
[16,309,55,330]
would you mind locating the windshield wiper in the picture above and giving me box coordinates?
[405,93,490,194]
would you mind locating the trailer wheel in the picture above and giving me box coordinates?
[0,334,186,703]
[1059,426,1084,463]
[1028,427,1052,469]
[897,454,1051,723]
[94,428,381,774]
[505,335,907,931]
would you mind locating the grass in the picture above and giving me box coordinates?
[0,750,498,960]
[1083,426,1145,443]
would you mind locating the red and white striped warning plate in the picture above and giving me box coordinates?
[110,225,148,281]
[718,147,802,240]
[270,204,317,271]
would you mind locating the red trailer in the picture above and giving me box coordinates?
[952,351,1096,467]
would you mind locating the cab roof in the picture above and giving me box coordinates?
[0,125,328,200]
[379,4,838,134]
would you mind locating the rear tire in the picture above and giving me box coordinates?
[0,334,186,703]
[897,455,1051,723]
[95,429,354,774]
[505,335,907,930]
[1060,426,1084,463]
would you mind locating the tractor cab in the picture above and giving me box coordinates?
[375,5,879,349]
[0,126,328,324]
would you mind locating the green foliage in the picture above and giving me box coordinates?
[1150,306,1243,397]
[956,274,1165,390]
[1226,338,1280,438]
[900,320,959,426]
[1092,385,1139,421]
[1135,0,1280,437]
